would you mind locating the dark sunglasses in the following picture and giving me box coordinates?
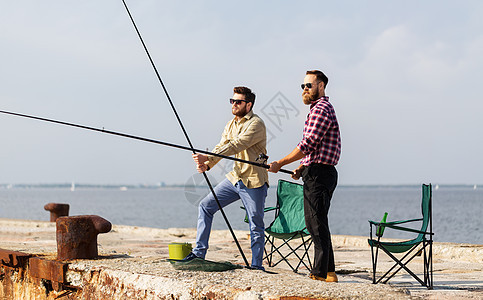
[301,82,313,90]
[230,98,250,105]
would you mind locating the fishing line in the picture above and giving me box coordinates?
[120,0,252,266]
[0,109,292,174]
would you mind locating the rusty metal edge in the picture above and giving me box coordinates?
[29,257,68,284]
[0,248,32,268]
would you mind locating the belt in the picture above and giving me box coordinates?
[308,163,334,168]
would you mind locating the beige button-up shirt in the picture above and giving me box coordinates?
[206,110,268,189]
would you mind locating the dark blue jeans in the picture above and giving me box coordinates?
[302,163,338,278]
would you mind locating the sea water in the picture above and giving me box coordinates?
[0,184,481,245]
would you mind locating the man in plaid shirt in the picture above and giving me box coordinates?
[269,70,341,282]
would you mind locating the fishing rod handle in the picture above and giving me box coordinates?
[256,162,293,175]
[277,168,294,175]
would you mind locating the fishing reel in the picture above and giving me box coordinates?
[256,153,269,165]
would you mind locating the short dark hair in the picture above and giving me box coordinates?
[233,86,256,108]
[306,70,328,88]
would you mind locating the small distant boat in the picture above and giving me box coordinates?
[70,182,75,192]
[435,185,439,190]
[474,184,477,190]
[120,186,128,191]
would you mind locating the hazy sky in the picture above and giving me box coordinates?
[1,1,482,186]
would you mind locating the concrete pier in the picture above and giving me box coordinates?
[0,218,482,299]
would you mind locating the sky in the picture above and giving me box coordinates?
[1,0,482,186]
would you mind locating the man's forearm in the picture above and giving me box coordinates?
[277,147,305,166]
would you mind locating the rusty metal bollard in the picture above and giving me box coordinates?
[56,215,112,260]
[44,203,70,222]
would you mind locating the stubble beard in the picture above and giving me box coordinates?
[233,106,248,117]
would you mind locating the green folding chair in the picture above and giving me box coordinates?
[368,184,433,289]
[263,179,313,272]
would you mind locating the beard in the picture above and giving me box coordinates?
[233,105,249,117]
[302,89,319,105]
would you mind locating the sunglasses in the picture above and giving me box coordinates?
[230,98,250,105]
[301,82,314,90]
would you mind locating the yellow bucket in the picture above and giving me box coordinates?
[168,242,192,260]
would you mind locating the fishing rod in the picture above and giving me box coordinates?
[0,109,293,174]
[122,0,250,267]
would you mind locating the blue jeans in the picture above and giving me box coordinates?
[193,178,267,268]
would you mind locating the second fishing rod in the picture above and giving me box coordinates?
[119,0,252,266]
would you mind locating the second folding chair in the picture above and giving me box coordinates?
[368,183,433,289]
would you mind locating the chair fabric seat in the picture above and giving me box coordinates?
[265,228,310,240]
[368,235,424,253]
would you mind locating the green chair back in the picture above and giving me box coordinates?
[420,184,432,235]
[371,184,432,253]
[408,183,432,246]
[265,180,309,239]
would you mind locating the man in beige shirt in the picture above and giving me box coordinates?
[183,86,268,270]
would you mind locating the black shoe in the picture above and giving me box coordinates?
[182,252,200,261]
[249,265,265,271]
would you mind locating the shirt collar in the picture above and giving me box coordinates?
[310,96,330,109]
[235,110,254,122]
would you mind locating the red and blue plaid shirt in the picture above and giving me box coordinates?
[297,96,341,166]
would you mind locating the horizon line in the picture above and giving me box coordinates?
[0,182,480,189]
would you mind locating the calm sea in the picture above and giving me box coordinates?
[0,184,481,245]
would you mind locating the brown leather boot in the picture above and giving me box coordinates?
[325,272,338,282]
[309,272,339,282]
[309,273,325,281]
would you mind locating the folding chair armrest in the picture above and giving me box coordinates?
[240,206,248,223]
[369,218,422,226]
[369,220,387,229]
[368,220,380,226]
[369,218,432,238]
[264,206,277,212]
[384,223,434,235]
[241,206,278,224]
[240,206,277,212]
[386,218,423,225]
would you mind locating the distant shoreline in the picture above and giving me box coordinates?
[1,183,481,190]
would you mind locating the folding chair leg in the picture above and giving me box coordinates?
[281,236,313,272]
[370,236,381,284]
[300,235,313,270]
[263,233,313,273]
[283,235,309,271]
[264,235,297,271]
[377,247,408,284]
[264,235,275,267]
[268,237,298,271]
[379,244,428,286]
[423,240,433,289]
[371,239,433,288]
[293,234,313,272]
